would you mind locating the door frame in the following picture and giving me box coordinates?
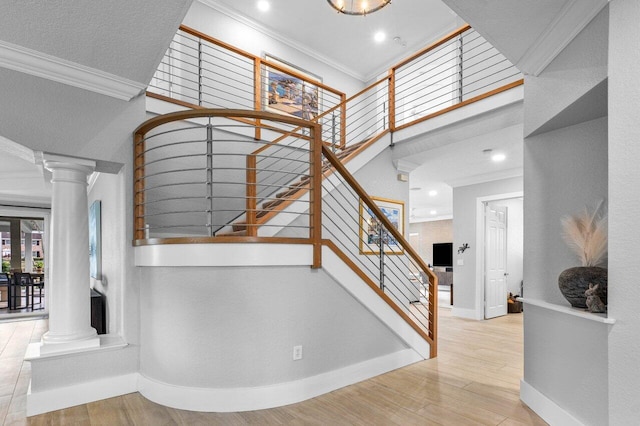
[474,191,523,320]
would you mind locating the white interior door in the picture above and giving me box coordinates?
[485,204,508,319]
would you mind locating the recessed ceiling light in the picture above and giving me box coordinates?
[430,210,437,215]
[491,153,506,162]
[257,0,270,12]
[428,190,437,197]
[374,31,386,43]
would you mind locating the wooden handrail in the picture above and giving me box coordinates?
[393,79,524,133]
[179,25,344,97]
[391,24,471,71]
[134,108,312,138]
[321,144,438,349]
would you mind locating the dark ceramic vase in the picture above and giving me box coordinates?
[558,266,607,308]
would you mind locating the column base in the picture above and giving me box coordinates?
[40,329,99,355]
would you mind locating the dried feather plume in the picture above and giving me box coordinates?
[561,200,608,267]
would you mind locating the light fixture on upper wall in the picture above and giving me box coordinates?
[327,0,392,16]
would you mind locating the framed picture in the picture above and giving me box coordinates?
[264,55,321,121]
[359,196,405,255]
[89,200,101,279]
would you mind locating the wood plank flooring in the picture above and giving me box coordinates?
[4,308,546,425]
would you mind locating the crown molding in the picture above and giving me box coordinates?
[197,0,366,82]
[393,159,420,174]
[0,40,146,101]
[447,167,523,188]
[517,0,608,76]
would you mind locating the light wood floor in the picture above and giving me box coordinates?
[3,309,546,425]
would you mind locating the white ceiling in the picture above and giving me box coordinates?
[408,123,524,222]
[208,0,461,81]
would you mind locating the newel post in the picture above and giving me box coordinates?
[311,123,322,268]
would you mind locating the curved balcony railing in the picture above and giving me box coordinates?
[134,108,437,355]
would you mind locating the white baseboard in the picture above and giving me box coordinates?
[451,307,482,320]
[139,348,421,412]
[27,373,138,417]
[520,379,585,426]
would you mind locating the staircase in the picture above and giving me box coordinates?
[222,140,367,236]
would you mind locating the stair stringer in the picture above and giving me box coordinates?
[258,133,392,238]
[321,245,432,359]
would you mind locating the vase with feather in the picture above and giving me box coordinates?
[558,200,607,309]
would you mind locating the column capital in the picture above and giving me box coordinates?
[42,153,96,176]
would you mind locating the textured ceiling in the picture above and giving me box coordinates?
[207,0,461,81]
[0,0,193,84]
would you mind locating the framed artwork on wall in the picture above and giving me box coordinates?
[89,200,101,279]
[264,55,321,121]
[359,196,405,255]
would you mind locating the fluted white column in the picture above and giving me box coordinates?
[41,154,99,353]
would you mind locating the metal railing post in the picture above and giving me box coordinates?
[198,40,203,107]
[457,34,464,103]
[331,112,336,151]
[379,226,385,291]
[206,123,213,236]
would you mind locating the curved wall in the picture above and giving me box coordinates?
[138,263,412,410]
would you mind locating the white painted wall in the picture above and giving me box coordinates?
[523,305,609,426]
[521,6,610,425]
[608,0,640,423]
[524,6,608,137]
[451,177,523,318]
[183,2,364,95]
[488,198,523,296]
[523,117,608,304]
[88,172,126,337]
[139,265,408,387]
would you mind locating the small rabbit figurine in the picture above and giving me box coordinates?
[585,283,606,313]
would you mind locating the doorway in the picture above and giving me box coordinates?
[475,193,523,319]
[0,207,50,319]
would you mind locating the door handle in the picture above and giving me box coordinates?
[504,273,509,276]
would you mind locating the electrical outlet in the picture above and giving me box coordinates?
[293,345,303,360]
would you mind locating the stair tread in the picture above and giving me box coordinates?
[216,229,248,237]
[229,140,368,231]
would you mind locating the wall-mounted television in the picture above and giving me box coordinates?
[432,242,453,267]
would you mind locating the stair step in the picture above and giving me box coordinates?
[216,229,248,237]
[262,198,285,211]
[227,140,368,232]
[232,222,247,232]
[277,186,304,199]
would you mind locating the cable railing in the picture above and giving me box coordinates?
[134,109,322,253]
[391,25,522,130]
[320,145,437,355]
[148,24,522,148]
[133,108,437,355]
[148,26,345,141]
[138,22,523,358]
